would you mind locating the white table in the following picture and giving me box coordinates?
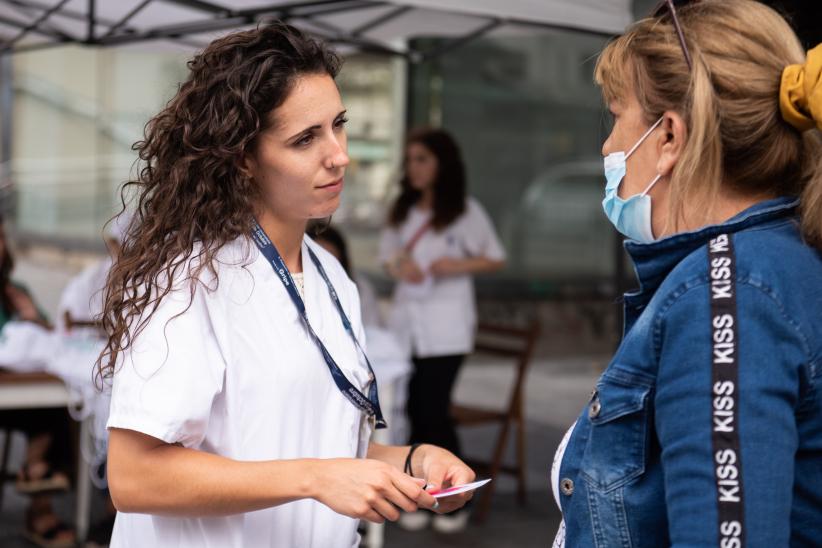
[0,372,93,543]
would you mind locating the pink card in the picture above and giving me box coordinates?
[428,479,492,499]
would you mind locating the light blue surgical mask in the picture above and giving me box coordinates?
[602,117,664,243]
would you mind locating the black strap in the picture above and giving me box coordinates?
[708,234,745,546]
[405,443,423,476]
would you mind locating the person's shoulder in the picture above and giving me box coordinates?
[732,220,822,314]
[465,196,485,214]
[656,231,763,294]
[161,237,257,293]
[211,236,257,271]
[454,196,485,223]
[9,281,31,295]
[659,221,822,305]
[73,255,113,287]
[60,256,111,300]
[732,218,819,274]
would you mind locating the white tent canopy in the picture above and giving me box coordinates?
[0,0,632,57]
[399,0,631,34]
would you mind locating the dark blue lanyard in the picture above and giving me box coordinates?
[250,220,387,429]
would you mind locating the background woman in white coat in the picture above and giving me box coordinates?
[379,128,505,532]
[98,23,474,548]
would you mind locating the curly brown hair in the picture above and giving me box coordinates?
[96,23,341,384]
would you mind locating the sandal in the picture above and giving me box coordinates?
[24,508,76,548]
[15,462,70,495]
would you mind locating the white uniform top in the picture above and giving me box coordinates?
[107,236,374,548]
[378,197,505,358]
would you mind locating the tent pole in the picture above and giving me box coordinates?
[0,54,13,217]
[87,0,95,42]
[0,0,72,50]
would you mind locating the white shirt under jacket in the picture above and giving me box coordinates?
[107,236,374,548]
[378,197,506,358]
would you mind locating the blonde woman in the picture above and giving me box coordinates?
[551,1,822,546]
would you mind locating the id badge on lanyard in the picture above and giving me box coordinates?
[250,220,387,429]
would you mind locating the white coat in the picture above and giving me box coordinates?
[379,197,506,358]
[107,236,373,548]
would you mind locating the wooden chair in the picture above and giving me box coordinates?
[63,311,102,332]
[451,319,540,523]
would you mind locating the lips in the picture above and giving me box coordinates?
[318,177,343,190]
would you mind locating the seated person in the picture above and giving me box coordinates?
[58,212,129,334]
[0,218,75,548]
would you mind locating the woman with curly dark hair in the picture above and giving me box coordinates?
[100,23,474,548]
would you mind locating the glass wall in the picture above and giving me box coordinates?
[324,54,406,272]
[8,45,404,254]
[8,25,619,299]
[404,28,616,296]
[10,45,190,247]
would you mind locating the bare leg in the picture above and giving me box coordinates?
[22,433,53,479]
[26,495,76,546]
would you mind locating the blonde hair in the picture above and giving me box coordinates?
[595,0,822,247]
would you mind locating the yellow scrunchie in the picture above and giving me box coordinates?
[780,43,822,132]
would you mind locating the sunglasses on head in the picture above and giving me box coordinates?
[651,0,697,70]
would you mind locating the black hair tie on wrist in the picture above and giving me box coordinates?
[404,443,423,476]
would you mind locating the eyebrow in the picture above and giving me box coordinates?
[286,109,347,142]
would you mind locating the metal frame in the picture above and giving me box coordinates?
[0,0,627,309]
[0,0,71,49]
[0,2,73,41]
[0,0,613,58]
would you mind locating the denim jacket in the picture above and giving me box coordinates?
[558,197,822,547]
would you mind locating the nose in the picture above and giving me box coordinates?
[326,134,350,170]
[601,133,613,157]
